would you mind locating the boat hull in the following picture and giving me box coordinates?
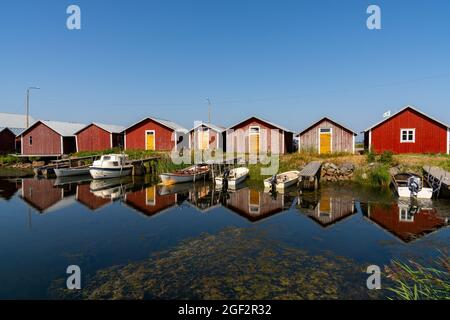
[215,173,248,188]
[263,177,299,190]
[160,171,208,185]
[397,186,434,199]
[54,167,90,177]
[89,167,132,179]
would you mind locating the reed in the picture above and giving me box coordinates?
[385,254,450,300]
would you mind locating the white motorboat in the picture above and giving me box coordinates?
[392,173,434,199]
[54,166,90,177]
[215,167,249,188]
[89,154,133,179]
[160,164,210,185]
[264,170,300,190]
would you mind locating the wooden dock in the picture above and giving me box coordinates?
[423,165,450,198]
[298,161,323,190]
[126,156,161,176]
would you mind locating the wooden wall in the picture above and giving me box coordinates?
[189,126,223,151]
[299,119,355,153]
[226,117,292,154]
[77,124,112,152]
[125,119,175,151]
[0,129,16,154]
[369,109,448,154]
[22,122,62,156]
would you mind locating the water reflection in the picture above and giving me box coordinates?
[0,179,21,200]
[361,200,449,243]
[11,177,450,242]
[297,191,356,227]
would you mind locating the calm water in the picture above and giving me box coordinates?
[0,176,448,299]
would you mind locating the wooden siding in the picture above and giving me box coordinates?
[299,119,355,153]
[22,122,62,156]
[226,117,292,154]
[125,119,176,151]
[302,196,355,227]
[0,129,16,154]
[368,108,448,154]
[189,125,223,151]
[77,124,113,152]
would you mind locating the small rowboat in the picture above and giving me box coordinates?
[392,173,434,199]
[54,166,90,177]
[215,167,249,188]
[264,170,300,190]
[160,165,210,185]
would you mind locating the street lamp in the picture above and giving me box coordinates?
[26,86,40,128]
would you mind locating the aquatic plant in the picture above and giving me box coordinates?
[51,228,381,300]
[385,254,450,300]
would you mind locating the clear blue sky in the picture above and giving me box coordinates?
[1,0,450,134]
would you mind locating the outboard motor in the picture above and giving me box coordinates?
[407,175,422,197]
[222,169,230,191]
[269,174,278,191]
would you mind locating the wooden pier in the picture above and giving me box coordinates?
[126,156,161,176]
[298,161,323,190]
[423,165,450,198]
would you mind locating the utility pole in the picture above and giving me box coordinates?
[206,97,212,123]
[26,87,40,127]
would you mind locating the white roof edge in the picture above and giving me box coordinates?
[189,122,225,133]
[296,117,358,137]
[364,105,450,132]
[225,116,293,133]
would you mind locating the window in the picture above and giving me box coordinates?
[320,128,331,133]
[249,127,260,134]
[29,136,33,146]
[400,129,415,143]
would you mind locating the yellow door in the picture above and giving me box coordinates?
[146,186,156,205]
[250,134,260,154]
[320,132,331,154]
[146,132,155,150]
[249,189,260,206]
[319,196,331,213]
[199,130,209,150]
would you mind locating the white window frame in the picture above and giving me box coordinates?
[318,127,333,154]
[400,128,416,143]
[145,130,156,151]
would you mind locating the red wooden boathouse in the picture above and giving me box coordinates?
[124,117,189,151]
[19,120,86,156]
[75,123,125,152]
[225,116,294,155]
[364,106,450,154]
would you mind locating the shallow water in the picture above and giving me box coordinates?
[0,176,448,299]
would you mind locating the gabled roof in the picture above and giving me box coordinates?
[74,122,125,135]
[226,116,293,133]
[296,117,358,137]
[189,122,226,133]
[124,117,188,134]
[363,105,450,132]
[0,113,35,135]
[19,120,86,137]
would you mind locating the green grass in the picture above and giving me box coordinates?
[354,164,391,189]
[385,254,450,300]
[0,155,20,166]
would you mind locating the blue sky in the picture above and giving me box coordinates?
[1,0,450,134]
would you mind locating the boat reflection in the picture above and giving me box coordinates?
[361,199,449,242]
[297,191,356,227]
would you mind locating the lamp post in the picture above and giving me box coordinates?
[206,97,212,123]
[26,87,40,128]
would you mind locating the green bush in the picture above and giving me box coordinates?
[368,165,391,188]
[366,149,376,163]
[380,151,394,165]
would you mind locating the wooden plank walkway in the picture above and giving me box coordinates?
[423,166,450,188]
[299,161,323,178]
